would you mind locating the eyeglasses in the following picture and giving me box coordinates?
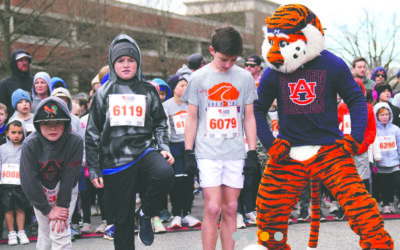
[245,64,257,68]
[375,74,386,78]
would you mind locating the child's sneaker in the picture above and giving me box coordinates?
[152,217,166,233]
[389,203,396,214]
[81,223,93,234]
[159,209,171,223]
[182,214,201,227]
[8,231,18,246]
[96,220,107,233]
[236,213,246,229]
[382,205,391,214]
[103,225,114,240]
[17,230,30,245]
[167,216,182,229]
[329,200,339,214]
[136,209,154,246]
[71,224,82,239]
[245,211,257,225]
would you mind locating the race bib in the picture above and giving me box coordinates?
[172,111,187,135]
[343,115,351,135]
[109,94,146,127]
[0,163,20,185]
[206,106,239,138]
[377,135,397,152]
[43,182,60,204]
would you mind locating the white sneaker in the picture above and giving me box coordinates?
[236,213,246,229]
[167,216,182,229]
[329,201,339,213]
[17,230,30,245]
[182,215,201,227]
[96,220,107,233]
[245,211,257,224]
[389,203,396,214]
[382,205,391,214]
[8,231,18,245]
[81,223,93,234]
[152,217,167,233]
[91,205,98,216]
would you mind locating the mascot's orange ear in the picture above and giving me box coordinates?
[262,4,325,74]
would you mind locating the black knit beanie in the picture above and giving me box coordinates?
[111,41,140,65]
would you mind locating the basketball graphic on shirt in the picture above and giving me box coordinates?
[208,82,239,106]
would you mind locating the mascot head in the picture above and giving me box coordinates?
[262,4,325,74]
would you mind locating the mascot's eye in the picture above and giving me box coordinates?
[279,41,288,48]
[269,39,274,45]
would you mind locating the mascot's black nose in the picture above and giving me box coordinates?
[271,62,281,68]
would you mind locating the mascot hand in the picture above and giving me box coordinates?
[268,139,291,161]
[334,135,360,155]
[243,150,260,176]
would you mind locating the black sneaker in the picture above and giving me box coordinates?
[297,209,310,222]
[334,207,345,221]
[136,208,154,246]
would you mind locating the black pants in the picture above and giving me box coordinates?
[374,171,400,206]
[169,176,194,217]
[103,150,174,250]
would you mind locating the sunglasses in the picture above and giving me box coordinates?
[375,74,386,78]
[245,64,257,68]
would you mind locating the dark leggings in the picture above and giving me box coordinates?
[374,171,400,206]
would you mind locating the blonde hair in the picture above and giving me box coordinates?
[0,103,7,113]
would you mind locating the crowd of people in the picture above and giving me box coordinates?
[0,24,399,250]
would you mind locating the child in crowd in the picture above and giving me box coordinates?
[0,120,30,245]
[50,77,66,92]
[152,78,171,102]
[85,34,174,249]
[31,72,51,112]
[372,102,400,214]
[20,96,83,249]
[9,89,35,135]
[182,26,258,250]
[163,74,201,230]
[0,103,8,145]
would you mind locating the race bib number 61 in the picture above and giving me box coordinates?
[109,94,146,127]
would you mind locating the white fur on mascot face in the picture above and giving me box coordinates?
[262,4,325,74]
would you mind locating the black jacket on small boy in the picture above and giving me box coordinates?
[20,97,83,216]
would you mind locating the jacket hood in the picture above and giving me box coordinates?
[374,102,393,126]
[371,66,387,81]
[51,87,72,111]
[32,72,52,98]
[152,78,170,100]
[50,77,66,92]
[33,96,72,137]
[10,49,31,78]
[108,34,144,83]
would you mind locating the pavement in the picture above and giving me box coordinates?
[1,192,400,249]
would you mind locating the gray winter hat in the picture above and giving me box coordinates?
[111,41,140,65]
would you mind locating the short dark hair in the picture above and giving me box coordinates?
[211,26,243,56]
[6,120,23,132]
[352,57,367,68]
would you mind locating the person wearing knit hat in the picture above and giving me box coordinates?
[9,88,35,135]
[86,34,174,248]
[374,82,400,129]
[50,77,66,92]
[152,78,170,102]
[167,75,187,98]
[391,70,400,108]
[32,72,51,113]
[370,66,387,84]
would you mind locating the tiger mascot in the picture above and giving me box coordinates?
[253,4,394,250]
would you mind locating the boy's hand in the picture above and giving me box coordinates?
[160,151,174,165]
[184,149,198,176]
[47,206,68,221]
[91,177,104,188]
[243,150,259,176]
[50,219,69,233]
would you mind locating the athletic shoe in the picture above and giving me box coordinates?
[159,209,171,222]
[152,217,166,233]
[71,224,82,239]
[136,209,154,246]
[17,230,30,245]
[329,201,339,214]
[103,225,114,240]
[183,214,201,227]
[334,207,345,220]
[320,210,326,222]
[236,213,246,229]
[168,216,182,229]
[245,211,257,225]
[96,220,107,234]
[8,231,18,246]
[389,203,396,214]
[297,210,310,222]
[91,205,99,216]
[382,205,391,214]
[81,223,93,234]
[134,223,139,233]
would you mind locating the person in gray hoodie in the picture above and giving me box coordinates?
[372,102,400,214]
[20,96,83,250]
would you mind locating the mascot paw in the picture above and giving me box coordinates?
[268,139,290,161]
[242,244,269,250]
[334,135,360,155]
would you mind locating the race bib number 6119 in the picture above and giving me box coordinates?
[109,94,146,127]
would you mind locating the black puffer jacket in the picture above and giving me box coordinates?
[85,34,169,180]
[0,49,33,118]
